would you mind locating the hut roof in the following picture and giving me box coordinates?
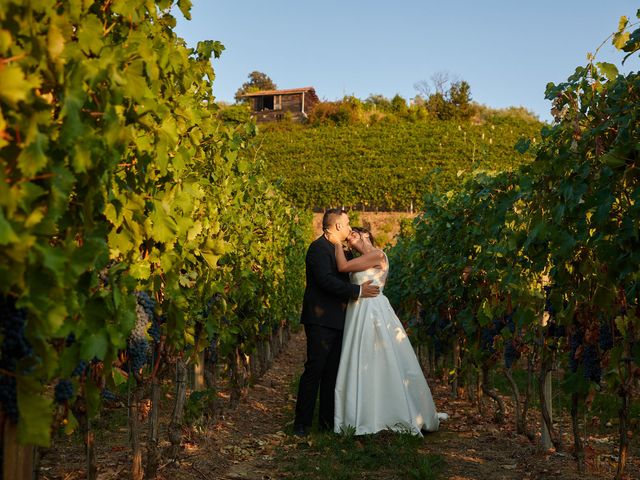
[242,87,319,103]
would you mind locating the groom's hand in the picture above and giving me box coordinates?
[360,280,380,298]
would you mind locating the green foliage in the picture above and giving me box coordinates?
[0,0,306,446]
[234,70,277,103]
[256,115,541,210]
[386,12,640,468]
[183,389,217,426]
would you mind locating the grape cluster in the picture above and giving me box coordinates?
[504,340,520,369]
[148,317,161,344]
[504,312,516,334]
[546,321,566,338]
[0,296,32,422]
[568,331,583,372]
[480,327,496,353]
[135,291,161,344]
[135,291,156,319]
[0,376,17,422]
[71,360,88,377]
[205,334,219,365]
[128,303,150,372]
[582,344,602,383]
[203,293,222,318]
[54,379,74,405]
[427,312,453,357]
[101,389,118,401]
[567,328,602,383]
[599,321,614,351]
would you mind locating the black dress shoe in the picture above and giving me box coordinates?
[293,424,308,437]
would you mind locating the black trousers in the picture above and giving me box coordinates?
[294,324,343,430]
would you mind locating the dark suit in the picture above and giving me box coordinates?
[294,235,360,431]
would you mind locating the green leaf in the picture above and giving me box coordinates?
[72,143,93,173]
[80,332,109,360]
[561,370,590,396]
[17,377,53,447]
[596,62,618,81]
[47,23,65,60]
[148,203,177,243]
[36,244,68,284]
[613,29,630,50]
[0,110,8,148]
[77,14,104,55]
[514,138,531,154]
[84,379,101,417]
[17,131,48,178]
[112,368,127,386]
[46,303,67,335]
[201,252,221,268]
[64,410,79,435]
[196,40,225,60]
[0,64,38,107]
[599,151,626,169]
[0,209,19,244]
[0,29,13,54]
[129,259,151,280]
[177,0,193,20]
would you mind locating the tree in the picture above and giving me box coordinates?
[449,80,472,118]
[391,94,408,114]
[235,71,277,102]
[414,73,473,120]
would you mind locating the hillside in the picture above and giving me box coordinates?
[251,113,543,211]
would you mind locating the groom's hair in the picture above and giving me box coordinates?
[322,207,346,231]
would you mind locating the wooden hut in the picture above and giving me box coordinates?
[242,87,319,122]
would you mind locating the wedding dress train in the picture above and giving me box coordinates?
[334,255,443,436]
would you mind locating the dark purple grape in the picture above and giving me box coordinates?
[101,389,118,401]
[504,341,520,369]
[71,360,88,377]
[582,345,601,383]
[148,318,161,344]
[0,296,32,422]
[0,375,18,422]
[480,327,496,353]
[599,321,614,351]
[127,338,149,372]
[568,331,583,372]
[54,379,74,404]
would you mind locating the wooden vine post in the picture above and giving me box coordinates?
[2,419,35,480]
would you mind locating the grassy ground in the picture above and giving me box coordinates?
[276,430,443,480]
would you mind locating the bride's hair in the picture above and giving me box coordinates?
[352,226,375,247]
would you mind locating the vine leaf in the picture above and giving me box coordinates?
[17,378,53,447]
[0,209,18,244]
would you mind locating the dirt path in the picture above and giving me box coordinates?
[40,328,639,479]
[178,330,638,480]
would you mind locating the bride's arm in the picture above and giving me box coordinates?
[334,243,385,273]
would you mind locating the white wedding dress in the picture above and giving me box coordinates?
[334,254,441,436]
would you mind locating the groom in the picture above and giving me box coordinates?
[293,208,379,436]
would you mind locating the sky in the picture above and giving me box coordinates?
[174,1,638,123]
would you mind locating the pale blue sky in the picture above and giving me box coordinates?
[174,1,638,122]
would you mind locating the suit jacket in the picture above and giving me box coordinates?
[300,235,360,330]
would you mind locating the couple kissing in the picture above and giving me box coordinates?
[293,208,447,437]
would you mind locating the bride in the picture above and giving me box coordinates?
[328,227,445,436]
